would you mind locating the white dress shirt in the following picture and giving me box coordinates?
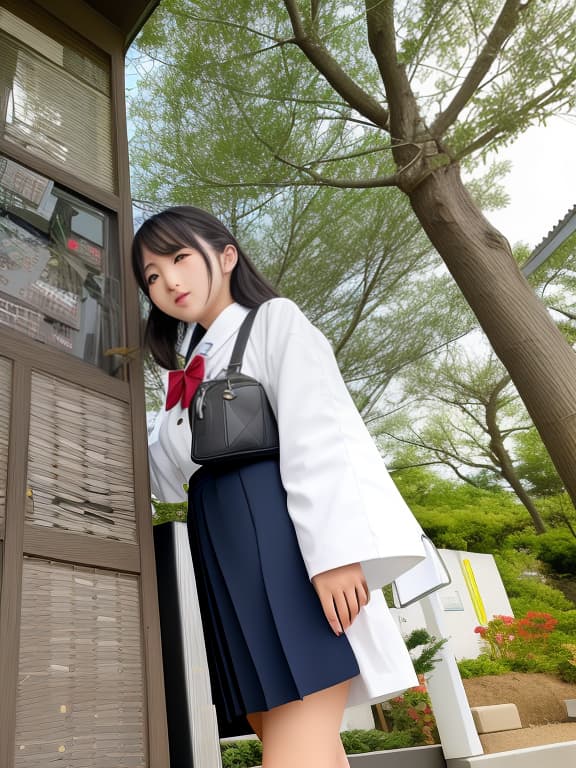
[149,298,427,705]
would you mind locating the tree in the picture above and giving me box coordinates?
[514,427,565,498]
[131,1,576,505]
[513,428,576,538]
[129,46,484,415]
[381,348,548,532]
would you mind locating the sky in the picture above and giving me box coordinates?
[485,114,576,251]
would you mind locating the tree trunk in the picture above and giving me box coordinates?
[493,441,547,534]
[485,378,547,533]
[408,163,576,512]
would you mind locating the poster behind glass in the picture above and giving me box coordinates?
[0,155,121,374]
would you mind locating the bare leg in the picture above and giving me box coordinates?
[248,708,349,766]
[246,712,263,741]
[260,679,351,768]
[336,739,350,767]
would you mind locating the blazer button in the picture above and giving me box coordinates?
[177,417,183,425]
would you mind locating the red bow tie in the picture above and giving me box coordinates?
[166,355,205,410]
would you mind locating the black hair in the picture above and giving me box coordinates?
[131,205,279,369]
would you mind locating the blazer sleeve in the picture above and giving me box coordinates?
[261,298,426,590]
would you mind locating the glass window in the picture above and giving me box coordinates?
[0,154,122,374]
[0,7,115,194]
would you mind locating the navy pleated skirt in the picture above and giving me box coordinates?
[186,457,359,735]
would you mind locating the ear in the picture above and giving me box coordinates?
[220,244,238,275]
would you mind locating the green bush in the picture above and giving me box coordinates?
[460,604,576,681]
[493,551,573,615]
[536,530,576,575]
[152,498,187,525]
[558,659,576,684]
[221,739,262,768]
[386,688,439,746]
[457,655,511,678]
[507,651,558,675]
[556,610,576,634]
[220,729,418,766]
[415,503,528,555]
[508,529,576,575]
[341,728,417,753]
[404,629,447,676]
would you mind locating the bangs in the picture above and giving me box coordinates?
[132,212,208,292]
[138,215,205,255]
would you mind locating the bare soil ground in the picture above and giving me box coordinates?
[462,673,576,753]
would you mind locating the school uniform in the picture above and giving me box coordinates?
[148,298,427,726]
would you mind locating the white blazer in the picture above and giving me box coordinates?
[149,298,428,706]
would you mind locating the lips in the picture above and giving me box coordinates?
[175,292,190,305]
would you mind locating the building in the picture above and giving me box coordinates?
[521,204,576,277]
[0,2,169,766]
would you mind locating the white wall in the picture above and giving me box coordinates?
[391,549,513,661]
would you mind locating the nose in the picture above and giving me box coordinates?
[163,264,181,291]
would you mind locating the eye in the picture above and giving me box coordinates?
[174,252,189,263]
[146,273,158,286]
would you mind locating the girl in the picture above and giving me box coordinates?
[132,206,427,768]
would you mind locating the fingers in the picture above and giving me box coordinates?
[357,582,369,609]
[334,590,353,631]
[317,585,370,635]
[362,579,370,604]
[317,589,343,636]
[312,564,371,635]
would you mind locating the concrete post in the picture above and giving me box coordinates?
[420,592,484,760]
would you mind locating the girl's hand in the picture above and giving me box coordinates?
[311,562,370,636]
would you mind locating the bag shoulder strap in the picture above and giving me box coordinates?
[226,307,258,373]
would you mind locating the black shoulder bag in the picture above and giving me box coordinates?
[189,307,280,465]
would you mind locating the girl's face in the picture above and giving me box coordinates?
[142,237,237,328]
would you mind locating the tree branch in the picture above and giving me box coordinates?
[311,0,321,23]
[226,79,401,188]
[455,55,576,160]
[345,324,477,383]
[445,461,490,488]
[500,425,532,437]
[334,246,393,356]
[389,460,445,471]
[549,305,576,322]
[455,125,504,159]
[283,0,390,129]
[382,429,496,473]
[315,114,383,128]
[307,143,393,166]
[196,76,349,110]
[431,0,530,136]
[176,10,281,43]
[176,176,399,190]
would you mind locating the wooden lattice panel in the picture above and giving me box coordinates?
[27,373,137,541]
[15,558,146,768]
[0,356,12,530]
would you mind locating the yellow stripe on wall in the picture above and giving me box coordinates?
[462,559,488,625]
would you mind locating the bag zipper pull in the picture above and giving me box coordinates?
[223,378,236,400]
[195,386,207,419]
